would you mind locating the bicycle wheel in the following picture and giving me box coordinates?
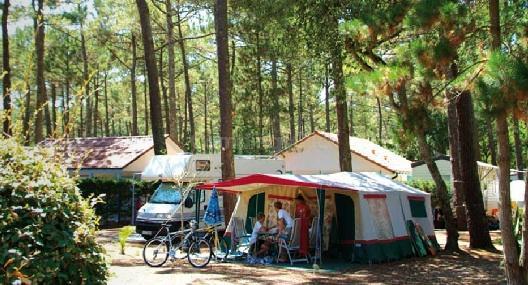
[187,239,212,268]
[212,236,230,261]
[143,238,169,267]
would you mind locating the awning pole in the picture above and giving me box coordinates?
[316,188,325,265]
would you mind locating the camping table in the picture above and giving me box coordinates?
[256,232,280,260]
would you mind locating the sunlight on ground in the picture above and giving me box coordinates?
[97,228,505,285]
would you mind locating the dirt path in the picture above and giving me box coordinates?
[99,229,505,284]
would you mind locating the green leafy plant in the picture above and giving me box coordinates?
[0,139,108,284]
[118,226,135,255]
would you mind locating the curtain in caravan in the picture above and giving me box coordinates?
[366,198,394,240]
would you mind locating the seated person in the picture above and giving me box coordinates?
[274,201,293,230]
[275,218,291,242]
[249,213,269,256]
[275,218,291,262]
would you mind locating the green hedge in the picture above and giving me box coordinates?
[77,178,160,226]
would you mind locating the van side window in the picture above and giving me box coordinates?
[196,160,211,171]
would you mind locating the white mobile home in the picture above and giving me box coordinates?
[276,131,412,178]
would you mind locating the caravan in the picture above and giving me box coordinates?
[135,154,284,239]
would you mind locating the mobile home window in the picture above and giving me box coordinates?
[409,199,427,218]
[195,160,211,171]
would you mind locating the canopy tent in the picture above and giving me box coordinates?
[197,172,437,264]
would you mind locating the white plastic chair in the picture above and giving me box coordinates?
[278,218,309,265]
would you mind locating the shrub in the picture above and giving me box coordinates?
[118,226,135,255]
[0,139,109,284]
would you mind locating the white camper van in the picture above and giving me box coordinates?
[135,154,284,238]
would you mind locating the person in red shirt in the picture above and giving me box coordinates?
[294,195,311,257]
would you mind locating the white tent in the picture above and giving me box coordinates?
[198,172,437,263]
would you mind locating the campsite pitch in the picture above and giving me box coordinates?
[99,229,504,284]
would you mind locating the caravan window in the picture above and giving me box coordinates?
[409,198,427,218]
[195,160,211,171]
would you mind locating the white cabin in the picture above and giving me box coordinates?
[276,131,412,179]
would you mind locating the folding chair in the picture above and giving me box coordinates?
[309,216,319,249]
[231,217,252,255]
[278,218,310,265]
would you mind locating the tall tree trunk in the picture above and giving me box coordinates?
[165,0,179,143]
[79,99,84,137]
[416,125,459,251]
[456,91,493,248]
[215,0,236,224]
[256,32,264,153]
[159,46,170,137]
[210,116,214,153]
[309,103,315,133]
[287,63,295,145]
[22,84,31,144]
[270,58,282,152]
[81,20,91,138]
[324,61,330,133]
[131,33,139,136]
[93,73,100,137]
[177,9,195,152]
[51,82,56,133]
[485,114,497,165]
[329,17,352,172]
[376,96,382,146]
[204,81,209,153]
[64,79,70,137]
[489,0,525,282]
[297,66,304,140]
[44,86,52,137]
[497,112,524,283]
[513,117,524,180]
[348,93,354,136]
[447,92,467,231]
[2,0,12,137]
[144,64,149,135]
[34,0,46,143]
[136,0,167,154]
[104,72,110,136]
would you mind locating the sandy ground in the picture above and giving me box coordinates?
[99,229,505,285]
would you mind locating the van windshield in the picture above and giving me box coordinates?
[150,183,182,204]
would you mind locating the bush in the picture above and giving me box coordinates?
[0,139,109,284]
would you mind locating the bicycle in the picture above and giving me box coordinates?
[185,223,230,268]
[142,220,197,267]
